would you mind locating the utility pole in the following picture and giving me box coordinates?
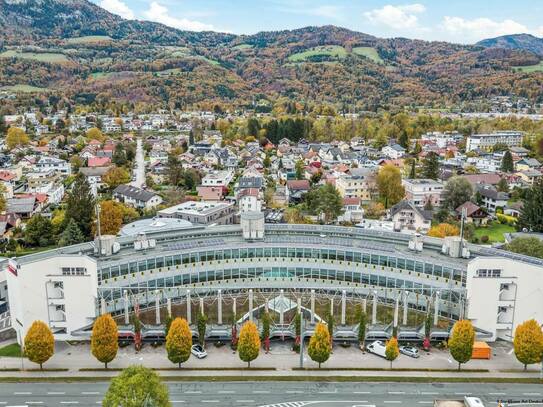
[95,203,102,256]
[299,315,304,369]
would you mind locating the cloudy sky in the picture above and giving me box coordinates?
[92,0,543,43]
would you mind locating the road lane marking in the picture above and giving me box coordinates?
[171,401,186,403]
[60,402,79,404]
[47,392,65,395]
[455,393,472,396]
[82,392,100,395]
[384,402,402,404]
[524,393,542,396]
[489,393,506,395]
[201,400,219,403]
[421,392,438,395]
[389,392,405,395]
[184,391,202,394]
[286,391,304,394]
[236,400,254,403]
[419,402,433,404]
[14,393,31,395]
[218,391,235,394]
[319,391,337,394]
[25,402,43,405]
[353,392,371,394]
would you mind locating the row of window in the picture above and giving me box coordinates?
[98,266,461,304]
[61,267,87,276]
[99,247,463,282]
[476,269,502,278]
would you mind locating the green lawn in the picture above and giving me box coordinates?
[64,35,112,45]
[474,221,516,243]
[232,43,253,50]
[352,47,384,64]
[288,45,348,62]
[513,61,543,73]
[0,50,69,64]
[0,343,22,358]
[1,85,49,93]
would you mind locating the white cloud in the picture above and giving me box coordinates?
[364,4,426,29]
[442,16,532,42]
[143,1,215,31]
[99,0,135,20]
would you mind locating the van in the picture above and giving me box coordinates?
[366,340,387,358]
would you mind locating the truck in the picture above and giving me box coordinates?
[366,340,387,358]
[434,396,485,407]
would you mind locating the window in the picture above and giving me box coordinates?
[477,269,501,278]
[61,267,87,276]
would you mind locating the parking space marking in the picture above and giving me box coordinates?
[353,392,371,394]
[60,402,79,404]
[13,393,31,395]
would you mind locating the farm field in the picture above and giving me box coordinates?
[1,84,49,92]
[0,50,69,63]
[64,35,113,44]
[513,61,543,73]
[352,46,384,64]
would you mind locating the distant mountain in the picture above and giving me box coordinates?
[478,34,543,56]
[1,0,542,108]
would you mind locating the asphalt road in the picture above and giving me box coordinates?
[0,382,542,406]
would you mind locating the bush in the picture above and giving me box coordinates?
[480,235,489,243]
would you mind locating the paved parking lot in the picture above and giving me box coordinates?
[0,339,529,372]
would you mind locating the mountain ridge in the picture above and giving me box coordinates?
[477,34,543,56]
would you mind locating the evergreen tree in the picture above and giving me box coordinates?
[238,321,260,368]
[442,176,473,211]
[112,143,127,166]
[448,320,475,370]
[307,322,332,368]
[513,319,543,370]
[409,159,416,179]
[501,150,514,173]
[518,179,543,232]
[167,154,184,187]
[357,310,367,347]
[58,219,85,246]
[65,173,95,238]
[189,129,195,146]
[0,115,5,134]
[166,318,192,368]
[91,314,118,368]
[497,177,509,193]
[197,312,207,347]
[421,152,440,180]
[24,215,54,247]
[24,320,54,370]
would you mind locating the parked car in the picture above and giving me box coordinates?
[366,340,387,358]
[191,344,208,359]
[399,345,420,358]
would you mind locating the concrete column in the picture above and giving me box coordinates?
[434,292,440,326]
[167,298,172,318]
[362,298,367,314]
[279,289,284,325]
[199,297,204,315]
[100,298,106,315]
[233,297,237,320]
[124,290,129,325]
[310,290,315,324]
[297,297,301,314]
[330,298,334,316]
[217,290,223,325]
[372,291,378,324]
[393,293,399,328]
[341,290,346,325]
[186,289,191,324]
[155,290,160,325]
[402,291,408,326]
[248,289,254,322]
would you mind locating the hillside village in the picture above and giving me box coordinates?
[0,108,542,257]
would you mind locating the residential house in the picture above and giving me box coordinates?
[286,180,310,203]
[476,184,509,213]
[382,144,406,159]
[402,179,444,207]
[113,185,163,210]
[456,201,488,226]
[388,200,432,233]
[34,156,71,175]
[340,197,364,223]
[335,168,376,203]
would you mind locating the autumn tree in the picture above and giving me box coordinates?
[166,154,183,187]
[307,322,332,368]
[24,320,54,370]
[103,167,131,190]
[442,176,473,211]
[427,223,460,238]
[64,173,95,238]
[86,127,105,142]
[91,314,119,368]
[448,320,475,370]
[6,127,30,150]
[385,337,399,368]
[377,164,404,208]
[98,200,124,235]
[513,319,543,370]
[103,366,170,407]
[166,317,192,368]
[238,321,260,368]
[305,183,343,223]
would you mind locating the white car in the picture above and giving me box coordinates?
[366,340,387,358]
[399,345,420,358]
[191,344,207,359]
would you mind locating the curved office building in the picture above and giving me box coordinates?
[3,212,543,343]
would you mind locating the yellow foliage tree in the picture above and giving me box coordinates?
[376,164,405,209]
[166,317,192,368]
[86,127,105,142]
[24,320,54,369]
[385,337,399,368]
[91,314,118,368]
[237,321,261,367]
[6,127,30,150]
[103,167,131,190]
[99,200,124,235]
[513,319,543,370]
[307,322,332,368]
[428,223,460,238]
[448,319,475,370]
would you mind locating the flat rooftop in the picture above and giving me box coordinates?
[157,201,233,216]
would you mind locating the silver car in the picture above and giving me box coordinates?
[191,344,208,359]
[399,345,420,358]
